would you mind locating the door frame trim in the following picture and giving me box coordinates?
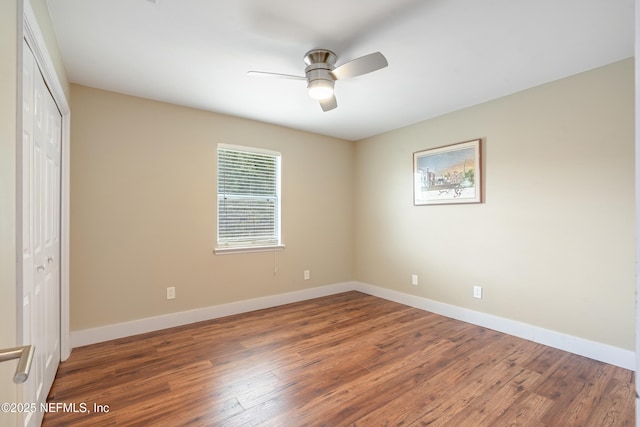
[21,1,70,361]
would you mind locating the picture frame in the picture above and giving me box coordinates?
[413,138,482,205]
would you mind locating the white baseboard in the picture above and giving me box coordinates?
[353,282,635,370]
[70,282,355,348]
[70,281,635,370]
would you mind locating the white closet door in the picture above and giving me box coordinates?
[20,39,61,427]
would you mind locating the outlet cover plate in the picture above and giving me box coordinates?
[473,285,482,299]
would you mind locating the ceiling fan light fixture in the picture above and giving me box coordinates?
[249,48,387,111]
[307,79,334,100]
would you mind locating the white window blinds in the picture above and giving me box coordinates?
[217,145,281,250]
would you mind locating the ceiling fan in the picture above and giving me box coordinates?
[248,49,388,112]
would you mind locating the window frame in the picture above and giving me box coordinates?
[214,143,284,255]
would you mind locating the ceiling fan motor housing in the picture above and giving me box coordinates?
[304,49,337,97]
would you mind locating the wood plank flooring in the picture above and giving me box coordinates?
[43,291,635,426]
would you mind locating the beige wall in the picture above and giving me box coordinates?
[71,60,634,352]
[0,0,19,424]
[355,58,635,350]
[70,85,354,330]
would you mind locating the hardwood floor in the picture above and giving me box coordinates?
[43,291,635,426]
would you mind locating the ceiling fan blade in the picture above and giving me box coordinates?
[247,71,306,80]
[320,95,337,112]
[331,52,388,80]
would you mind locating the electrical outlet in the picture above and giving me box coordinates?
[304,270,310,280]
[411,274,418,286]
[167,286,176,300]
[473,285,483,299]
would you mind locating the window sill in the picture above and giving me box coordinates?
[214,244,286,255]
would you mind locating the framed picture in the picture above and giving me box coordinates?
[413,138,482,205]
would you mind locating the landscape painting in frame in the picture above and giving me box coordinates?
[413,139,482,205]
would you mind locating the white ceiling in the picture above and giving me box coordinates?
[45,0,634,141]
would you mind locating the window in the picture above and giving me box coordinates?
[215,144,283,254]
